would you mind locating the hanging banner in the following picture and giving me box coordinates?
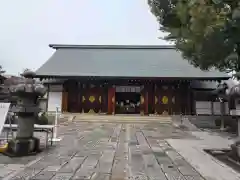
[0,103,10,133]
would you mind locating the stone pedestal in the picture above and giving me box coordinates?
[7,137,40,156]
[6,115,40,157]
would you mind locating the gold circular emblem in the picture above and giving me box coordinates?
[89,96,95,103]
[162,96,168,104]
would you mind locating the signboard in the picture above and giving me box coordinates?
[115,86,143,92]
[48,92,62,112]
[0,103,10,133]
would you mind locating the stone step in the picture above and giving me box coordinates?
[72,115,172,124]
[74,115,171,120]
[72,120,172,124]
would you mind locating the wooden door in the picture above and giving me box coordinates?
[61,92,68,112]
[171,87,181,115]
[154,85,175,115]
[178,84,190,115]
[101,87,108,113]
[82,87,103,113]
[67,81,80,113]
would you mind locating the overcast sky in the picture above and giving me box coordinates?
[0,0,168,75]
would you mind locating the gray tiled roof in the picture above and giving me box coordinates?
[35,45,229,79]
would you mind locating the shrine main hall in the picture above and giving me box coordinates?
[35,44,229,115]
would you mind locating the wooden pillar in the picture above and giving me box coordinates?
[154,84,158,114]
[61,81,68,112]
[140,87,149,115]
[102,86,108,113]
[108,87,115,115]
[144,91,148,115]
[81,84,86,113]
[62,91,68,112]
[187,83,192,115]
[140,87,144,115]
[78,83,83,113]
[147,84,154,114]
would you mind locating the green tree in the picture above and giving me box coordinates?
[148,0,240,73]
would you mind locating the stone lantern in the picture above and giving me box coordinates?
[211,83,228,130]
[5,70,46,156]
[226,84,240,159]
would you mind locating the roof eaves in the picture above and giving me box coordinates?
[34,74,230,80]
[49,44,176,50]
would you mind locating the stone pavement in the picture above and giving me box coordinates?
[0,120,205,180]
[167,130,240,180]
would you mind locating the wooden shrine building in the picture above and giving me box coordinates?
[35,44,230,115]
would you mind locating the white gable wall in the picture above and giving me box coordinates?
[47,85,63,112]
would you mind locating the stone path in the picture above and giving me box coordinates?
[0,121,204,180]
[167,131,240,180]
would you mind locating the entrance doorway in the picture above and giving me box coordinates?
[115,86,142,114]
[115,92,141,114]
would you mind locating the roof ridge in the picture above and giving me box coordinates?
[49,44,176,50]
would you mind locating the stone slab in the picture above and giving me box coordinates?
[0,168,13,179]
[9,168,42,180]
[167,138,240,180]
[136,130,167,180]
[58,157,86,173]
[91,173,111,180]
[31,170,56,180]
[51,173,73,180]
[97,150,115,174]
[72,156,99,180]
[184,175,205,180]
